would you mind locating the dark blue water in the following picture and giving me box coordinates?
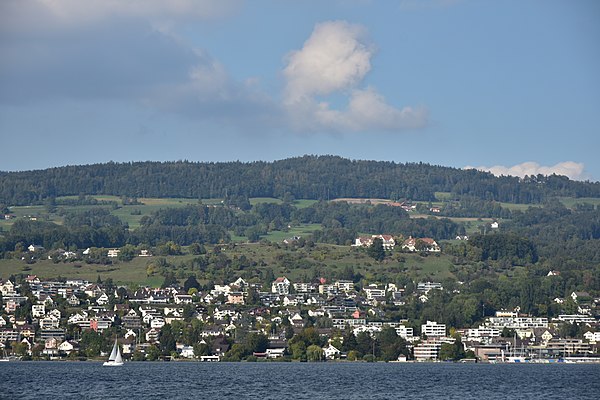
[1,362,599,399]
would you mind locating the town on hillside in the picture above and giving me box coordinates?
[2,263,600,363]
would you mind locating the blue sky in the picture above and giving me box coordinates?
[1,0,599,181]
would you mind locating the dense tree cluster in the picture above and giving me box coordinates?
[2,156,599,206]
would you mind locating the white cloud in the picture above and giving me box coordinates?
[283,21,427,133]
[0,4,427,134]
[284,21,372,102]
[466,161,587,180]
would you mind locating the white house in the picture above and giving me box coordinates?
[174,294,193,304]
[58,340,79,355]
[107,249,120,258]
[353,235,396,250]
[272,277,291,295]
[402,237,441,252]
[96,292,110,306]
[150,317,166,329]
[28,244,45,252]
[323,344,341,360]
[40,315,60,330]
[1,280,16,297]
[179,345,195,359]
[32,304,46,318]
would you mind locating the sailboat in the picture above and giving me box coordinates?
[103,339,124,366]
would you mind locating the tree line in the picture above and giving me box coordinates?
[2,156,599,206]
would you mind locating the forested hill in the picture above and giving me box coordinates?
[1,156,599,205]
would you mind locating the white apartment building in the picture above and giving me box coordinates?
[421,320,446,337]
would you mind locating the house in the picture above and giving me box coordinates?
[352,235,396,250]
[265,348,286,359]
[490,221,499,229]
[402,237,440,252]
[89,318,112,332]
[179,345,195,359]
[363,284,386,300]
[139,249,152,257]
[399,202,417,212]
[1,280,16,297]
[290,313,304,328]
[67,294,81,307]
[323,344,341,360]
[293,282,317,293]
[571,291,591,302]
[283,236,302,245]
[107,249,120,258]
[84,284,103,298]
[227,292,245,305]
[114,303,130,313]
[547,270,561,277]
[230,277,248,291]
[174,294,193,305]
[122,310,142,329]
[17,324,36,339]
[145,328,160,343]
[32,304,46,318]
[541,330,554,343]
[28,244,45,252]
[40,315,60,330]
[25,275,41,285]
[58,340,79,355]
[417,282,443,293]
[150,317,166,329]
[96,292,110,305]
[272,277,291,295]
[124,329,137,340]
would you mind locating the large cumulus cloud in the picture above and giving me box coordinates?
[283,21,427,132]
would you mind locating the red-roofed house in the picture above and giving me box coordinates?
[402,237,440,253]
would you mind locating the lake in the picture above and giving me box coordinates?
[1,362,599,399]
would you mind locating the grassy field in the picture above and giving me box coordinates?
[0,243,459,286]
[261,224,322,242]
[559,197,600,208]
[249,197,282,206]
[0,257,163,287]
[434,192,454,201]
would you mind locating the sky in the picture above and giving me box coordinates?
[1,0,599,181]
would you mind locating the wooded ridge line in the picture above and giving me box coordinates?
[1,155,599,205]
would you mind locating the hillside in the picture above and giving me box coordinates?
[1,156,599,206]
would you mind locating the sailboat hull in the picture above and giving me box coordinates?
[102,361,124,366]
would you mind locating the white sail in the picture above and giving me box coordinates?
[114,345,123,364]
[103,339,124,366]
[108,340,118,361]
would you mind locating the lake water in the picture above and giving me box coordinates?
[1,362,599,399]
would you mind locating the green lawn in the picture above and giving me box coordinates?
[261,224,322,242]
[0,243,458,285]
[250,197,282,206]
[559,197,600,208]
[434,192,454,201]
